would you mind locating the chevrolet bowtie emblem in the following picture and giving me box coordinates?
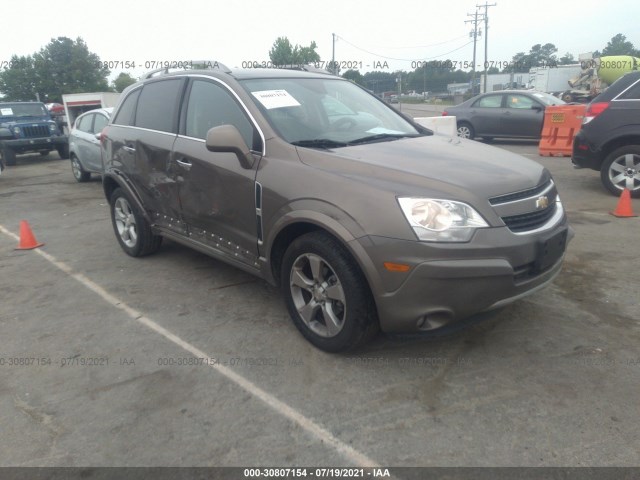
[536,196,549,209]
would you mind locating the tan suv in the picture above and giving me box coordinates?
[101,63,572,352]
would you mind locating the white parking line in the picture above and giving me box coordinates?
[0,224,380,468]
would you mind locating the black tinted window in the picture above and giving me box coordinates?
[185,80,256,149]
[112,88,140,126]
[136,80,183,133]
[618,79,640,100]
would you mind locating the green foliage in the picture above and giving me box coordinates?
[506,43,558,73]
[342,69,365,86]
[0,55,37,101]
[602,34,640,57]
[268,37,321,65]
[559,52,576,65]
[112,72,137,93]
[0,37,109,102]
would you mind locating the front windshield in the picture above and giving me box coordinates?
[530,92,566,106]
[0,103,48,118]
[240,77,422,145]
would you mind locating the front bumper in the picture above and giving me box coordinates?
[2,135,67,153]
[352,218,573,333]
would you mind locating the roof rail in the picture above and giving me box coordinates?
[140,60,231,80]
[274,64,333,75]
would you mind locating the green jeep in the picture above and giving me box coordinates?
[0,102,69,168]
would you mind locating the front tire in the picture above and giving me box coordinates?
[281,231,378,352]
[457,122,475,140]
[2,147,16,166]
[71,155,91,182]
[600,145,640,198]
[56,143,69,160]
[110,188,162,257]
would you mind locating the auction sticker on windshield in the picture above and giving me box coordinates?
[1,108,13,116]
[252,90,301,109]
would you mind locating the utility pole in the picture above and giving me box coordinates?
[477,2,496,93]
[331,33,336,75]
[465,10,483,95]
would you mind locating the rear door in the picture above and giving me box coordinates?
[469,94,504,137]
[171,77,264,267]
[130,78,186,233]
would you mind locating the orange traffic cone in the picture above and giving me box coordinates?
[16,220,45,250]
[610,188,637,218]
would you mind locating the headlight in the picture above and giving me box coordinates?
[49,123,57,132]
[13,126,20,134]
[398,197,488,242]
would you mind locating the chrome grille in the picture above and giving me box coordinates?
[489,179,561,234]
[501,204,558,233]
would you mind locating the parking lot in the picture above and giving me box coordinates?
[0,135,638,468]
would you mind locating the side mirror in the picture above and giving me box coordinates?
[531,105,543,112]
[205,125,254,169]
[0,128,13,140]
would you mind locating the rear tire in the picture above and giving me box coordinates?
[110,188,162,257]
[457,122,475,140]
[281,231,379,352]
[600,145,640,198]
[71,155,91,182]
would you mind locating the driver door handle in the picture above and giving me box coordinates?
[176,158,192,170]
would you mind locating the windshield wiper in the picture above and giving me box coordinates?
[347,133,421,145]
[291,139,349,149]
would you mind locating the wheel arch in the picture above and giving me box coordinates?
[102,171,151,223]
[264,209,383,301]
[600,135,640,168]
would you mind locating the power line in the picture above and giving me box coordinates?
[336,35,474,63]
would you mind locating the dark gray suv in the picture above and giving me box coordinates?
[101,63,572,352]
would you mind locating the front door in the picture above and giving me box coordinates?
[171,78,263,267]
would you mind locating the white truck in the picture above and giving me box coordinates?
[527,64,582,96]
[61,92,120,134]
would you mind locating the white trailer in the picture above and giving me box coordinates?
[61,92,120,134]
[527,65,582,95]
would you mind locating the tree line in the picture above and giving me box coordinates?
[1,34,638,102]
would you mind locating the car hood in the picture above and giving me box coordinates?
[295,134,549,202]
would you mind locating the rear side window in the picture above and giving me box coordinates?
[135,79,183,133]
[617,80,640,100]
[474,95,503,108]
[112,88,141,126]
[184,79,256,149]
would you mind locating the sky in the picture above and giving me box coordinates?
[3,0,640,82]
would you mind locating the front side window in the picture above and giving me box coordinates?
[184,79,256,149]
[506,95,537,109]
[135,79,183,133]
[112,88,140,126]
[76,114,93,132]
[93,113,109,133]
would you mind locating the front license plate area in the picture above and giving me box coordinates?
[534,229,568,273]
